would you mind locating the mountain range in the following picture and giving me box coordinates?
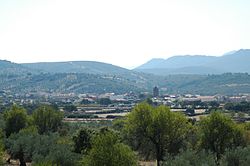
[135,49,250,75]
[0,49,250,95]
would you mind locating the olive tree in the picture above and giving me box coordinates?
[200,112,245,164]
[124,103,189,166]
[72,128,94,154]
[32,105,63,134]
[82,130,137,166]
[4,105,28,137]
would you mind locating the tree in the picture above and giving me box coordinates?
[72,128,94,154]
[35,143,80,166]
[98,98,111,105]
[5,127,38,166]
[208,101,219,109]
[125,103,189,166]
[200,112,245,164]
[4,105,28,137]
[6,130,80,166]
[0,133,4,166]
[238,112,245,119]
[64,105,77,112]
[81,99,91,105]
[146,98,153,105]
[0,114,5,132]
[220,146,250,166]
[27,132,80,166]
[82,130,137,166]
[32,105,63,134]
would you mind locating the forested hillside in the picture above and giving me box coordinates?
[0,60,250,95]
[161,73,250,95]
[0,72,249,95]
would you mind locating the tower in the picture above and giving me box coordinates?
[153,86,159,97]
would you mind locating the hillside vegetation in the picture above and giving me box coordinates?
[0,55,250,95]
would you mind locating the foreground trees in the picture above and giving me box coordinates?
[200,112,245,164]
[72,128,94,154]
[32,105,63,134]
[82,130,137,166]
[125,103,189,166]
[0,132,3,166]
[1,102,250,165]
[220,146,250,166]
[5,130,80,166]
[4,106,28,137]
[164,149,217,166]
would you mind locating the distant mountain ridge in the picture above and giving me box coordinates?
[22,61,131,75]
[135,49,250,75]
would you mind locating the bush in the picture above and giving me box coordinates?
[220,146,250,166]
[164,149,216,166]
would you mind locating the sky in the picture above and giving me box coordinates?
[0,0,250,69]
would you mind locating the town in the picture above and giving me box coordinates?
[1,86,250,124]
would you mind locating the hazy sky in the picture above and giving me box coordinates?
[0,0,250,68]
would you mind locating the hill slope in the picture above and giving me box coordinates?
[0,71,249,95]
[22,61,132,75]
[0,73,147,94]
[0,60,36,75]
[159,73,250,95]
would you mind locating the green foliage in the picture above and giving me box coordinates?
[64,105,77,112]
[32,161,54,166]
[0,115,5,165]
[34,143,80,166]
[82,130,137,166]
[5,128,38,166]
[164,149,216,166]
[30,133,80,166]
[32,105,63,134]
[72,128,94,154]
[145,98,153,105]
[0,137,4,166]
[6,131,80,166]
[1,65,250,95]
[67,114,98,119]
[200,112,245,163]
[125,103,189,165]
[220,146,250,166]
[0,114,5,132]
[81,99,91,105]
[0,72,144,94]
[224,102,250,113]
[97,98,112,105]
[4,105,28,137]
[112,118,126,131]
